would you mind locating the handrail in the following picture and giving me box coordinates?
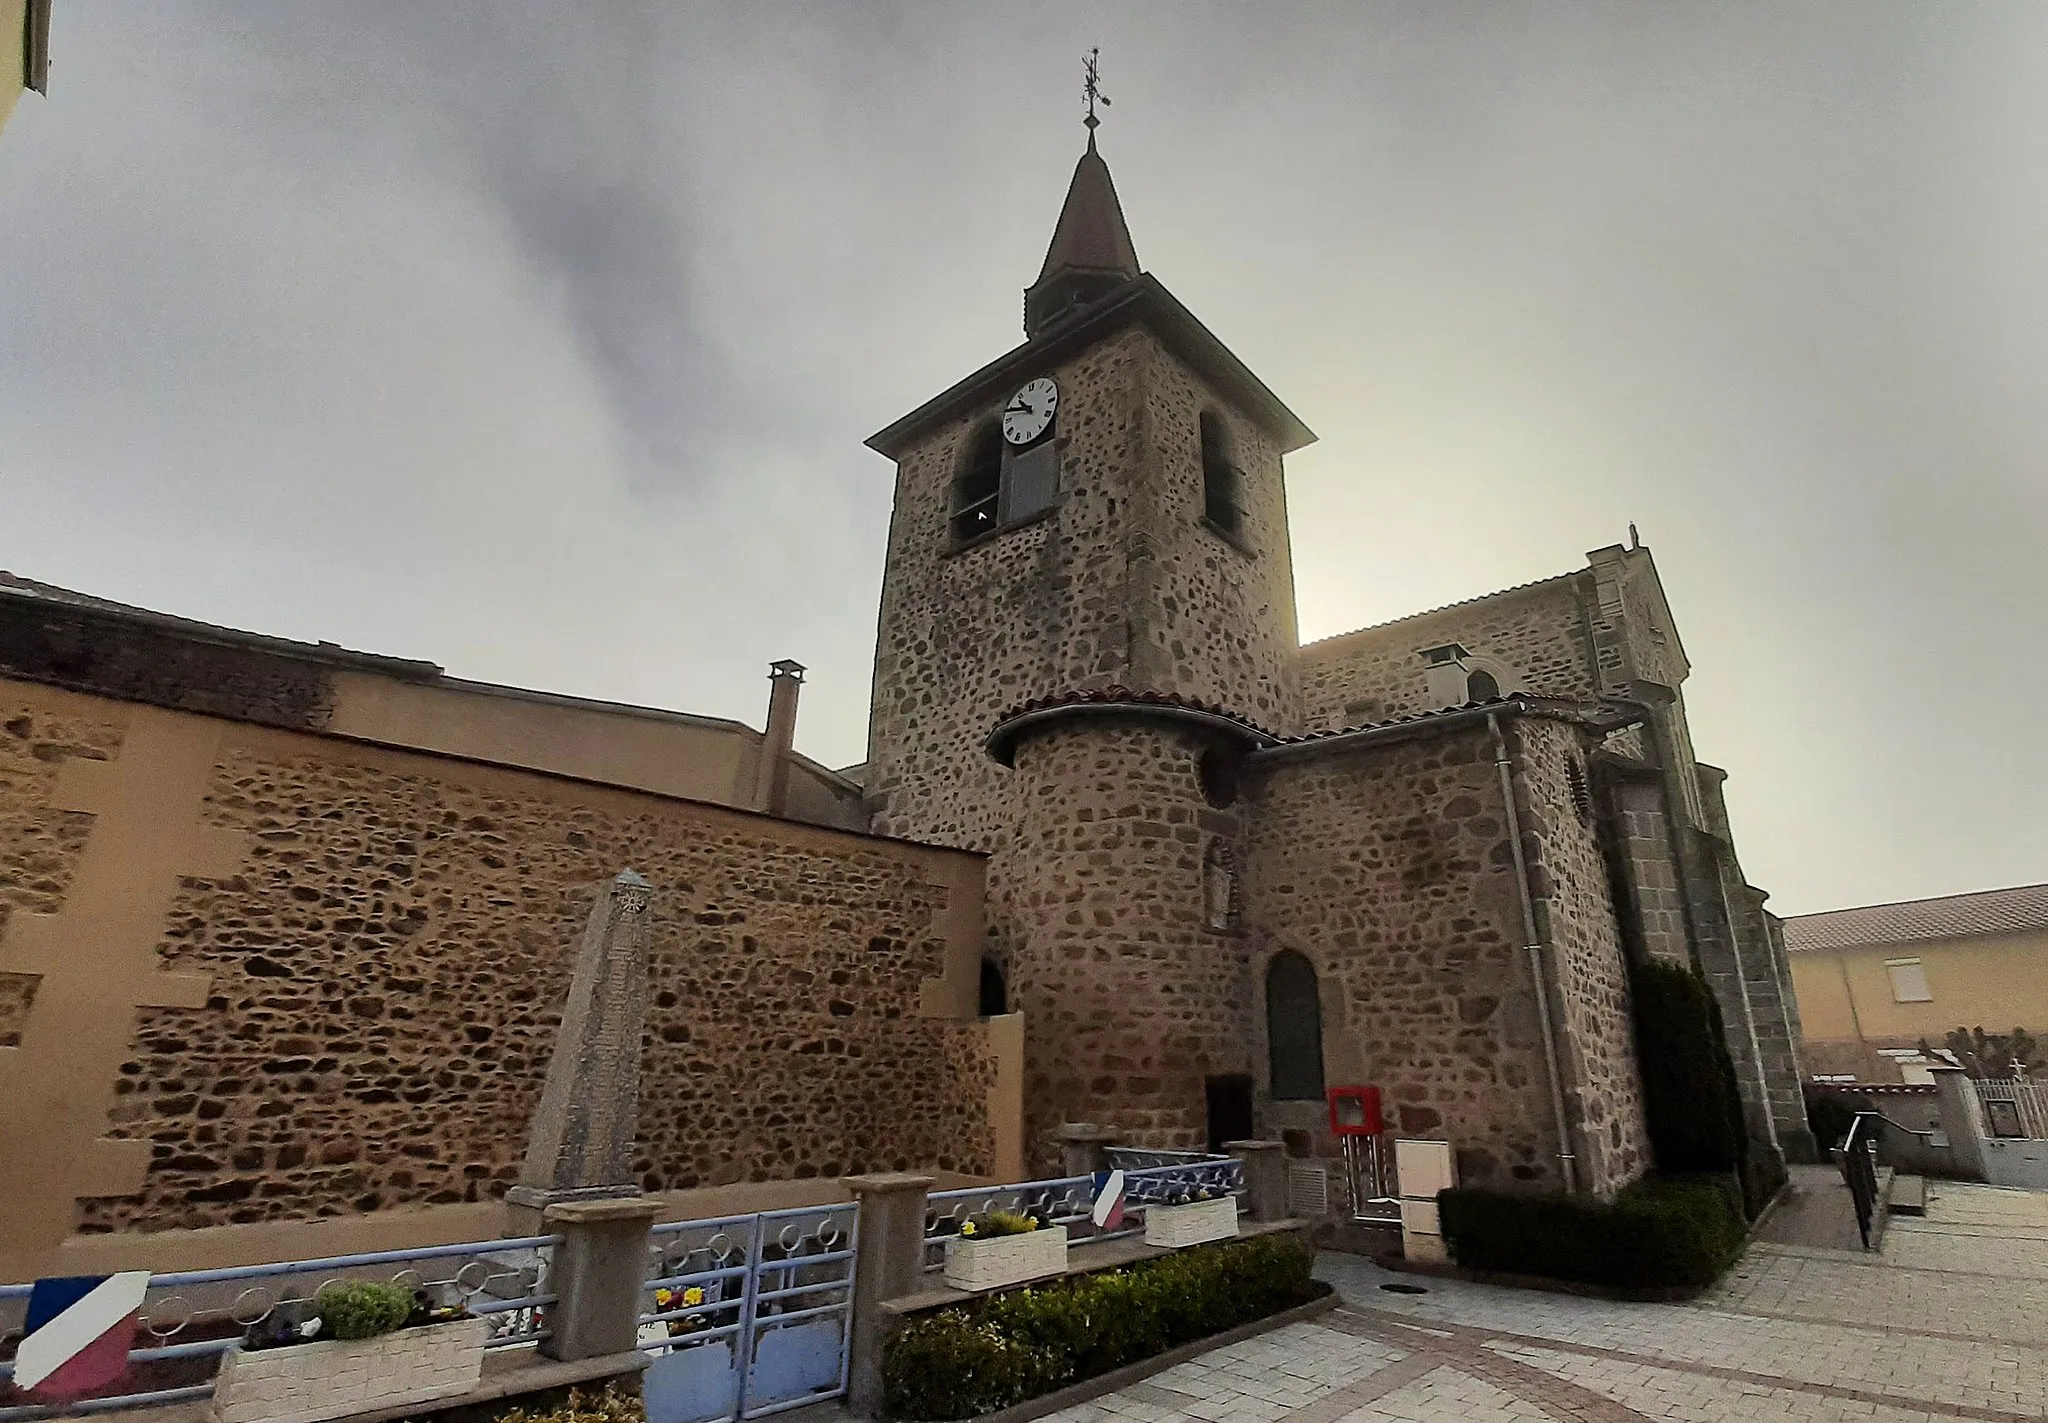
[1837,1111,1881,1251]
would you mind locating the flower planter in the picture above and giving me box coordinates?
[942,1227,1068,1292]
[211,1317,488,1423]
[1143,1196,1239,1249]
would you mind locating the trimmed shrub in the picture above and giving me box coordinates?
[883,1233,1321,1420]
[1439,1174,1748,1291]
[1629,959,1746,1174]
[493,1386,645,1421]
[312,1280,416,1341]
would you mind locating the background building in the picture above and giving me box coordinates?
[1786,882,2048,1083]
[0,0,50,136]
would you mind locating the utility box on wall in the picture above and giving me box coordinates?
[1393,1139,1457,1263]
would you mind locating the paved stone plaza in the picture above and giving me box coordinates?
[1044,1182,2048,1423]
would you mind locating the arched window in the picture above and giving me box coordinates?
[979,958,1008,1017]
[1204,840,1239,930]
[1465,668,1501,702]
[1200,412,1242,539]
[951,422,1004,543]
[1266,951,1326,1101]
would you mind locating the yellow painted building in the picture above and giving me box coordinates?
[1,0,50,135]
[1785,882,2048,1082]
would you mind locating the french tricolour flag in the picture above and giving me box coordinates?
[10,1272,149,1401]
[1090,1170,1127,1231]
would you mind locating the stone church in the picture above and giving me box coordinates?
[0,129,1806,1274]
[856,129,1811,1189]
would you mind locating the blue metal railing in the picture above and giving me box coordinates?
[921,1155,1246,1272]
[0,1233,561,1420]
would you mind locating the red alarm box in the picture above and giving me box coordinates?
[1326,1085,1383,1137]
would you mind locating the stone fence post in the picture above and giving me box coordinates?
[541,1197,659,1363]
[845,1172,933,1417]
[1059,1123,1120,1178]
[1927,1065,1989,1182]
[1223,1140,1288,1222]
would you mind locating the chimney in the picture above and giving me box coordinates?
[757,660,806,816]
[1418,643,1471,708]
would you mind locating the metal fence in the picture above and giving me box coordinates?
[639,1201,858,1423]
[1970,1078,2048,1140]
[921,1154,1246,1274]
[0,1235,559,1420]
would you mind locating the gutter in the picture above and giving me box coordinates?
[1249,695,1646,766]
[1488,710,1580,1196]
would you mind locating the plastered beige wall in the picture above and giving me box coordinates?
[1,0,26,134]
[1791,930,2048,1051]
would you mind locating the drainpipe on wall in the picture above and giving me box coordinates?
[1488,712,1580,1196]
[757,660,806,816]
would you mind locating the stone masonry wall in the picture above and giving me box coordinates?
[1512,718,1652,1197]
[1600,768,1691,967]
[1001,719,1251,1169]
[0,681,997,1239]
[1243,727,1567,1192]
[866,323,1300,852]
[1298,576,1596,732]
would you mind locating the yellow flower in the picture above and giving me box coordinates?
[655,1289,674,1307]
[1023,1218,1039,1231]
[682,1287,705,1307]
[960,1221,976,1236]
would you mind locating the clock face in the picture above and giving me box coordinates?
[1002,377,1059,445]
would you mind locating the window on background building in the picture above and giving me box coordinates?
[1200,412,1242,539]
[951,422,1005,543]
[1266,952,1326,1101]
[1885,957,1933,1003]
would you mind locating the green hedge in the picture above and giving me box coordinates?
[883,1233,1322,1420]
[1439,1174,1748,1291]
[1630,959,1746,1173]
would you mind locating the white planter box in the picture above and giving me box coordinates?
[942,1227,1068,1292]
[1143,1196,1239,1249]
[211,1317,488,1423]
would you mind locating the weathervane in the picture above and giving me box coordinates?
[1083,47,1110,135]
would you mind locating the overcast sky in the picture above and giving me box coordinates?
[2,4,2043,916]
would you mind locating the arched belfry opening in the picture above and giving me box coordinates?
[951,422,1006,543]
[1200,412,1242,539]
[979,957,1008,1017]
[1266,951,1326,1101]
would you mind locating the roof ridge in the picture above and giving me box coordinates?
[1783,881,2048,923]
[1300,570,1582,651]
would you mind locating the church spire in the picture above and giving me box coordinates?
[1023,50,1141,337]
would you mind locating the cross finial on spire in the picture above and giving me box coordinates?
[1082,47,1110,142]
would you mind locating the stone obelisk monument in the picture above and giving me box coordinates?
[505,869,653,1234]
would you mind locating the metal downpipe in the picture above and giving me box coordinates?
[1489,712,1579,1195]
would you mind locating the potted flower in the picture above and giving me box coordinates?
[942,1209,1068,1293]
[211,1280,487,1423]
[651,1286,714,1348]
[1142,1186,1239,1249]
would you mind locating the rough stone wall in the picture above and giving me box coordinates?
[0,682,997,1238]
[1001,720,1250,1168]
[1298,577,1595,731]
[0,702,122,1046]
[1243,727,1567,1191]
[1512,718,1651,1197]
[865,322,1301,851]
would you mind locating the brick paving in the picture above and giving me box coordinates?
[1042,1182,2048,1423]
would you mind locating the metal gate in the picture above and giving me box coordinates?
[639,1201,858,1423]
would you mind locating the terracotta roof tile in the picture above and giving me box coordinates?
[1782,882,2048,953]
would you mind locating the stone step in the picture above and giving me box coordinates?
[1887,1172,1928,1216]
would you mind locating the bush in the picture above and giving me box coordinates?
[313,1280,416,1341]
[884,1233,1321,1420]
[1439,1174,1748,1291]
[1630,960,1746,1174]
[493,1386,645,1422]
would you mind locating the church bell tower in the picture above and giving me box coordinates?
[861,109,1318,1163]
